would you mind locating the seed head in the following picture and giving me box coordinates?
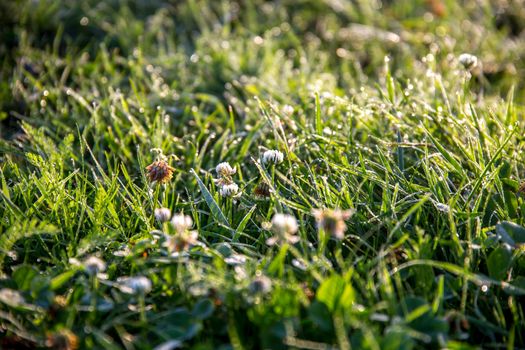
[312,208,354,240]
[219,183,240,197]
[262,150,284,165]
[458,53,478,70]
[145,160,175,184]
[154,207,172,223]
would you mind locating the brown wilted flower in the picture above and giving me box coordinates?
[253,182,272,199]
[146,160,175,184]
[312,208,355,240]
[46,329,79,350]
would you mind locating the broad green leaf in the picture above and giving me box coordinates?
[487,246,512,280]
[50,270,77,291]
[316,274,354,312]
[192,298,214,320]
[496,221,525,245]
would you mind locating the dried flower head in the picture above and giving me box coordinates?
[253,182,272,199]
[170,213,193,233]
[118,276,152,295]
[154,207,172,223]
[219,183,240,197]
[312,208,354,240]
[82,256,106,275]
[46,329,79,350]
[262,150,284,165]
[216,162,236,177]
[146,160,175,184]
[266,213,300,246]
[458,53,478,70]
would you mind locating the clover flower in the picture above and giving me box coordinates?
[165,230,199,253]
[118,276,152,295]
[154,207,172,223]
[219,183,240,197]
[262,150,284,165]
[282,104,294,115]
[253,182,272,199]
[170,213,193,233]
[249,275,272,294]
[164,213,198,252]
[145,159,174,183]
[266,213,300,246]
[312,208,354,240]
[216,162,236,177]
[82,256,106,275]
[458,53,478,70]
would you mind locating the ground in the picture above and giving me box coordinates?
[1,0,525,349]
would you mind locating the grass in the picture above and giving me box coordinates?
[1,0,525,349]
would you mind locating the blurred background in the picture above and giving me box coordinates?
[1,0,524,139]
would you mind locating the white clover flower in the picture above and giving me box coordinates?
[118,276,152,295]
[224,253,247,265]
[312,208,355,240]
[266,213,300,246]
[170,213,193,233]
[164,230,198,253]
[262,150,284,165]
[282,105,294,115]
[83,256,106,275]
[271,213,298,234]
[219,183,239,197]
[458,53,478,70]
[216,162,236,177]
[249,275,272,294]
[154,207,171,223]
